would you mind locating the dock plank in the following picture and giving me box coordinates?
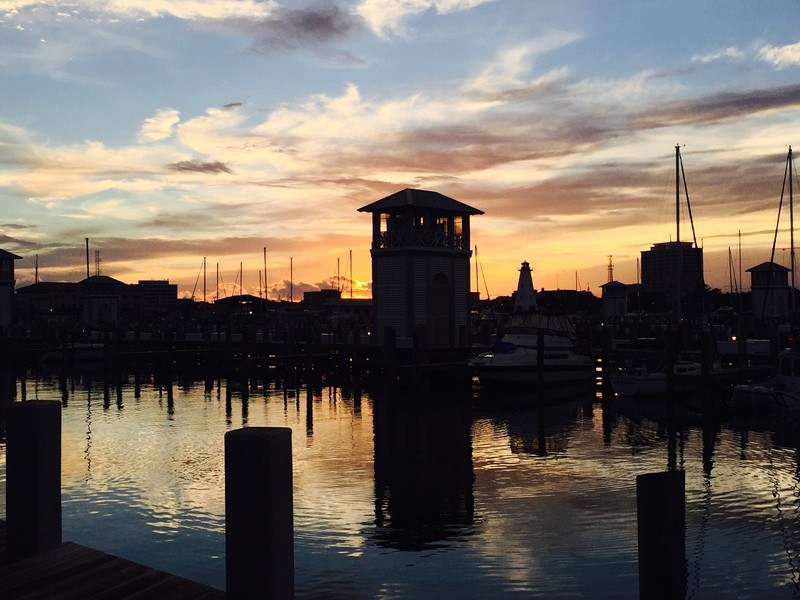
[0,521,225,599]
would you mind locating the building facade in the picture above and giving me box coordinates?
[640,241,704,307]
[748,261,791,319]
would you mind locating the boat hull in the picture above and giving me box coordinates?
[471,363,596,386]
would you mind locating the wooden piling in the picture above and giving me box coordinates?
[636,470,686,600]
[6,400,62,557]
[536,328,545,403]
[225,427,294,600]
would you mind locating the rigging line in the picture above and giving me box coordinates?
[728,248,739,294]
[476,250,496,321]
[679,152,699,248]
[219,271,228,299]
[479,255,492,303]
[769,155,790,264]
[763,154,791,320]
[190,259,203,301]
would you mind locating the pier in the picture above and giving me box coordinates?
[0,520,225,599]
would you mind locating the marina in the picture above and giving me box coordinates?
[2,365,800,598]
[2,154,800,599]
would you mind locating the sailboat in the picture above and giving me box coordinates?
[468,261,595,390]
[610,145,707,397]
[732,147,800,411]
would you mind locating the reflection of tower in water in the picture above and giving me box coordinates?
[372,396,475,550]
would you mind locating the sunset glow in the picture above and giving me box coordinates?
[1,1,799,299]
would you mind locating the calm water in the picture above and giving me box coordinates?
[2,369,800,599]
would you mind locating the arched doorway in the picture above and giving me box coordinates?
[429,273,451,348]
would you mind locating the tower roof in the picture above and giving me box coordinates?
[358,188,483,215]
[0,249,22,260]
[747,261,791,273]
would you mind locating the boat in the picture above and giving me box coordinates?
[468,261,595,390]
[609,359,703,397]
[730,147,800,410]
[40,342,105,365]
[731,351,800,411]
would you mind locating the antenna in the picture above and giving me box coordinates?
[607,255,613,283]
[94,250,101,276]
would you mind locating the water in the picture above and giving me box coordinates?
[3,370,800,599]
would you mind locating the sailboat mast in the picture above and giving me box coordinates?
[676,145,681,244]
[790,146,796,310]
[674,145,683,321]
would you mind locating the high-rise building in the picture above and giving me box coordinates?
[640,241,704,303]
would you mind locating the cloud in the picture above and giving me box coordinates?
[244,1,364,55]
[0,1,277,21]
[691,46,744,64]
[758,41,800,68]
[691,41,800,70]
[356,0,493,37]
[461,34,580,97]
[168,160,233,174]
[138,109,181,143]
[631,83,800,129]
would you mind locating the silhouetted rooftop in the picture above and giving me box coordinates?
[747,261,791,272]
[0,249,22,260]
[358,188,483,215]
[81,275,127,286]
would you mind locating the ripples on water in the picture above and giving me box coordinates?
[3,372,800,598]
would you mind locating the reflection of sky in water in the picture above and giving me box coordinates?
[2,375,800,598]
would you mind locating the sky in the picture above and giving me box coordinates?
[1,1,800,301]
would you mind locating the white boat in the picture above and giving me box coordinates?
[469,261,595,389]
[469,311,596,386]
[609,360,702,397]
[731,351,800,411]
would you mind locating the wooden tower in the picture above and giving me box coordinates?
[358,189,483,349]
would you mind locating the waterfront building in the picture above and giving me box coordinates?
[0,249,21,328]
[358,189,483,349]
[600,280,629,321]
[15,276,179,331]
[747,261,792,319]
[640,241,704,309]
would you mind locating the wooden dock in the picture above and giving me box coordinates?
[0,520,225,599]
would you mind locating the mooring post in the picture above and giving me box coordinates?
[383,326,396,377]
[6,400,62,557]
[536,328,545,403]
[636,470,686,600]
[225,427,294,600]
